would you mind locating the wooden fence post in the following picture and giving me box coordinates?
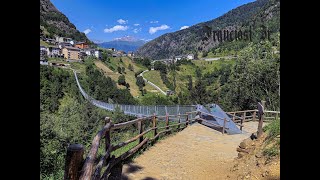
[177,114,181,130]
[165,113,169,130]
[153,113,157,137]
[253,111,256,121]
[275,112,278,120]
[186,113,189,127]
[64,144,84,180]
[222,118,226,134]
[138,120,143,143]
[241,113,245,131]
[105,117,111,154]
[232,113,235,122]
[257,101,265,138]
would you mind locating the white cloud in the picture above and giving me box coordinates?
[104,25,128,33]
[83,29,92,34]
[117,19,128,24]
[149,24,170,34]
[133,28,142,33]
[180,26,189,30]
[134,23,140,26]
[150,21,159,24]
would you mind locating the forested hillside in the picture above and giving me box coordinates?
[136,0,279,59]
[40,0,91,42]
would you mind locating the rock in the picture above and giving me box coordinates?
[240,138,253,149]
[250,132,258,140]
[255,152,263,158]
[245,175,250,179]
[238,152,246,158]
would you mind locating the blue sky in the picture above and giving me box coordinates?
[51,0,256,42]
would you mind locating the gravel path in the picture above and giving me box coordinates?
[122,122,262,180]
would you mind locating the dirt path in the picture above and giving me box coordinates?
[122,122,262,180]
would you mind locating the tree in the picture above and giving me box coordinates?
[128,64,134,71]
[117,66,122,74]
[120,58,123,63]
[118,75,126,85]
[121,67,125,74]
[187,75,193,91]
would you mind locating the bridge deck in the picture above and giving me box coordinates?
[122,121,262,180]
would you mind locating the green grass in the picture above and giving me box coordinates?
[143,70,169,91]
[262,118,280,158]
[40,40,49,47]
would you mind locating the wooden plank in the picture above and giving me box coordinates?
[105,117,111,153]
[111,128,154,151]
[79,122,113,180]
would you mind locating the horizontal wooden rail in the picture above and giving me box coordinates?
[150,129,172,141]
[112,116,151,130]
[111,127,155,151]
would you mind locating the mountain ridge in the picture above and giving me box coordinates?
[136,0,279,59]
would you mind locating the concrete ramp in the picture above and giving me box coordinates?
[197,104,242,134]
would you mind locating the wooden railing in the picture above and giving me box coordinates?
[226,109,280,130]
[63,109,280,180]
[64,112,199,180]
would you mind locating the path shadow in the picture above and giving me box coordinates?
[141,177,158,180]
[124,163,143,173]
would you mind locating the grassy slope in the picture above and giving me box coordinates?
[94,57,157,97]
[166,60,236,93]
[40,40,49,46]
[143,70,169,92]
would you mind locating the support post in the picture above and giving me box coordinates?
[153,113,157,137]
[165,113,169,130]
[253,111,256,121]
[177,114,181,130]
[105,117,111,154]
[138,121,143,144]
[232,113,235,122]
[186,113,189,127]
[257,101,265,138]
[64,144,84,180]
[222,118,226,134]
[241,113,245,131]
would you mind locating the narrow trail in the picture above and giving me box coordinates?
[122,122,262,180]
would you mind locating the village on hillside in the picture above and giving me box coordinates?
[40,29,135,65]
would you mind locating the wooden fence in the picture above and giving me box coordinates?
[64,112,200,180]
[63,109,280,180]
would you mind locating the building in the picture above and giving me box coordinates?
[40,46,48,57]
[79,49,87,60]
[187,54,194,60]
[107,48,116,52]
[175,55,183,61]
[94,49,102,59]
[75,42,89,49]
[46,38,56,45]
[127,51,134,57]
[58,42,72,49]
[62,46,81,61]
[47,46,62,58]
[55,36,73,43]
[84,48,95,56]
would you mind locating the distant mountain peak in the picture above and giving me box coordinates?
[114,36,138,42]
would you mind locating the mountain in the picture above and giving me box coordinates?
[40,0,90,42]
[136,0,279,59]
[98,36,147,52]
